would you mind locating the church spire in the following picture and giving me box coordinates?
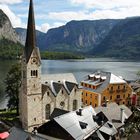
[25,0,36,62]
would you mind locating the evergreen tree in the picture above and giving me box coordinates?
[5,62,21,115]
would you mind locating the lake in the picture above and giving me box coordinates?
[0,58,140,109]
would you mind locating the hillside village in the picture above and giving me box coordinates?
[0,0,140,140]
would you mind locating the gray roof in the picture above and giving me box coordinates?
[54,106,99,140]
[81,71,111,93]
[41,73,77,84]
[81,71,126,93]
[42,80,78,97]
[50,108,69,120]
[95,103,132,129]
[7,127,47,140]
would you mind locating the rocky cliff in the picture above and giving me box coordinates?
[0,10,19,43]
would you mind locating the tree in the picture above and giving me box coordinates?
[5,62,21,115]
[136,71,140,82]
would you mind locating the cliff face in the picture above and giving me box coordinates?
[92,17,140,59]
[0,10,19,43]
[45,19,119,52]
[0,10,22,59]
[15,27,46,50]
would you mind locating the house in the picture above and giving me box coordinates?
[95,103,132,129]
[6,127,47,140]
[19,0,81,132]
[37,106,118,140]
[129,82,140,106]
[81,71,132,107]
[37,103,132,140]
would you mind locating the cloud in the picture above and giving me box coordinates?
[49,0,140,22]
[0,4,25,28]
[0,0,23,5]
[70,0,140,9]
[37,22,65,33]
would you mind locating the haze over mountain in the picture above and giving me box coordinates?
[92,17,140,59]
[1,9,140,59]
[0,10,22,59]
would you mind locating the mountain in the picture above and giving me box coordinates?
[45,20,119,53]
[0,10,22,59]
[0,10,19,43]
[92,17,140,59]
[15,28,46,50]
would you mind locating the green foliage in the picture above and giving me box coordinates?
[41,51,85,59]
[93,17,140,59]
[0,38,22,60]
[124,108,140,139]
[4,63,21,115]
[136,71,140,82]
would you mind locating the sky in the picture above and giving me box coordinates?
[0,0,140,33]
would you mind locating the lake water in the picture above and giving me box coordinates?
[0,58,140,109]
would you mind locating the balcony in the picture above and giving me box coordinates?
[115,98,122,102]
[116,89,121,93]
[109,90,114,93]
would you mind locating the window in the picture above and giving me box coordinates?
[46,104,51,120]
[110,96,112,100]
[60,101,65,109]
[31,70,38,77]
[47,92,49,96]
[34,118,36,121]
[103,96,106,100]
[86,93,87,96]
[73,100,78,111]
[85,100,87,104]
[111,86,113,90]
[90,102,92,105]
[85,84,87,87]
[90,94,92,98]
[95,104,97,107]
[117,95,120,98]
[118,85,120,89]
[89,85,91,88]
[95,96,98,100]
[123,94,125,98]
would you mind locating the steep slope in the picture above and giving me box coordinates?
[15,27,46,50]
[0,10,19,42]
[93,17,140,59]
[0,10,22,59]
[45,19,119,53]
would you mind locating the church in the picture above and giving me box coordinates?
[19,0,81,132]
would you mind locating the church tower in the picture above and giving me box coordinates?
[19,0,42,132]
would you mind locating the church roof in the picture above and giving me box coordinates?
[41,73,77,84]
[64,81,77,94]
[43,80,78,97]
[25,0,38,63]
[50,108,69,120]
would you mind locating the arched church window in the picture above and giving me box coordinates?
[60,101,65,109]
[73,100,78,111]
[33,70,36,76]
[31,70,33,76]
[35,70,38,77]
[46,104,51,120]
[31,70,38,77]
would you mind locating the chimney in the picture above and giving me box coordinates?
[120,108,125,123]
[76,108,82,116]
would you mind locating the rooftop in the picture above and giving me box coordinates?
[81,71,126,93]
